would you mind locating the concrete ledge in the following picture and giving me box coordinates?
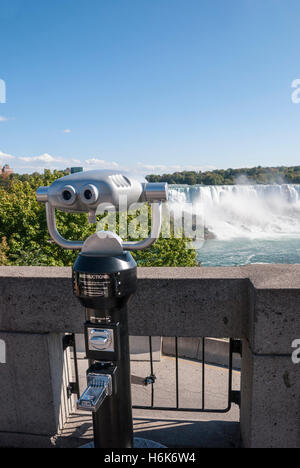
[0,266,248,338]
[248,286,300,355]
[1,265,300,352]
[1,265,300,351]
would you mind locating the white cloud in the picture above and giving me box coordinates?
[63,129,71,134]
[85,158,119,168]
[136,163,216,174]
[1,148,217,176]
[19,153,61,163]
[70,159,82,165]
[0,116,9,122]
[0,151,15,160]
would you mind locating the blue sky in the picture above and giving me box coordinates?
[1,0,300,175]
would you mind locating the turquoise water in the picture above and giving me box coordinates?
[197,238,300,266]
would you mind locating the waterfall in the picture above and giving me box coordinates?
[168,184,300,240]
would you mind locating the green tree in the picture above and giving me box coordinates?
[133,236,197,266]
[0,237,9,265]
[146,164,300,185]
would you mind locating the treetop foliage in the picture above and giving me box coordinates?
[146,165,300,185]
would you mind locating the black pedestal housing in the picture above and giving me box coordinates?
[72,251,137,448]
[73,251,137,311]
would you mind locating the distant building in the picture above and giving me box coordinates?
[71,167,83,174]
[1,164,14,177]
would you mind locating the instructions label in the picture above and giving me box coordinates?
[78,273,111,297]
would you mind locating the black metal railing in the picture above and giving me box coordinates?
[63,333,80,400]
[132,337,242,413]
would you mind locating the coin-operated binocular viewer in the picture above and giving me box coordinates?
[37,171,168,448]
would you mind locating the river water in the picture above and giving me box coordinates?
[169,184,300,266]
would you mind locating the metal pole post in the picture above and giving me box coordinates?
[74,251,137,448]
[86,306,133,448]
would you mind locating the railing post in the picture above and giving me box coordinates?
[240,280,300,448]
[0,332,75,447]
[240,339,299,448]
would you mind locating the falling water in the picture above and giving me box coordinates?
[168,184,300,266]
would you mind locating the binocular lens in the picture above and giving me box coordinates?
[62,190,72,201]
[84,189,93,200]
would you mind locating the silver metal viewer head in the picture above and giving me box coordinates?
[36,170,168,211]
[36,170,168,252]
